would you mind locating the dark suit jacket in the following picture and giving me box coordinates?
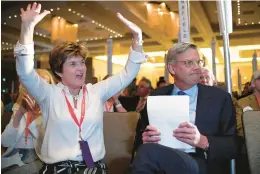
[134,84,238,173]
[118,96,140,112]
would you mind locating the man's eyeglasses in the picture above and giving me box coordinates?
[176,59,204,68]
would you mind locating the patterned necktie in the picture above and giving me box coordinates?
[136,97,147,112]
[177,91,186,95]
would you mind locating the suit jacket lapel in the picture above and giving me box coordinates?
[165,84,174,95]
[195,84,211,129]
[152,84,174,96]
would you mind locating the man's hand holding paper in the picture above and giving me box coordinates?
[142,125,161,143]
[173,121,209,149]
[146,96,193,150]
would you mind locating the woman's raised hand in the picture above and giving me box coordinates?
[117,13,142,43]
[20,2,50,27]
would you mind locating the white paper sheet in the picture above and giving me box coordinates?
[147,96,192,150]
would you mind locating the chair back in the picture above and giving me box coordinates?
[103,112,139,174]
[242,110,260,174]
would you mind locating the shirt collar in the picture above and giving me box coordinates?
[172,84,198,97]
[57,82,85,96]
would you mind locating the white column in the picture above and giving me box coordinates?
[211,37,217,81]
[216,0,233,94]
[237,69,242,95]
[164,50,169,83]
[107,37,113,75]
[252,50,258,73]
[217,1,235,172]
[178,0,190,42]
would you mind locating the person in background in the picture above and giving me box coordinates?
[15,3,146,173]
[1,69,55,172]
[122,78,137,97]
[103,75,127,112]
[234,70,260,174]
[235,70,260,137]
[135,77,152,112]
[199,67,216,86]
[156,76,167,88]
[119,77,152,112]
[238,82,253,99]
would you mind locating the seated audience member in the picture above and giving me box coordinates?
[15,3,146,173]
[234,70,260,174]
[199,67,217,86]
[131,42,237,174]
[119,77,152,112]
[1,69,55,171]
[122,78,137,97]
[239,81,253,99]
[103,75,127,112]
[236,70,260,136]
[156,77,167,88]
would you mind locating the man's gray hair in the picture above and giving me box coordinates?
[140,77,152,88]
[166,42,198,65]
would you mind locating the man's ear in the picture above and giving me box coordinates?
[167,63,176,75]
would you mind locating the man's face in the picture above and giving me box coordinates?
[199,71,214,86]
[137,80,150,97]
[168,48,202,88]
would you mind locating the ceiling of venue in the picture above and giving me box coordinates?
[1,1,260,64]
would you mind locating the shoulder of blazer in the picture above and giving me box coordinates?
[198,83,230,97]
[237,94,257,106]
[150,84,174,96]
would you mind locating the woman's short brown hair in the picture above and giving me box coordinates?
[49,42,88,81]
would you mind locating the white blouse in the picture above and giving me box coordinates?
[15,42,147,164]
[1,103,42,155]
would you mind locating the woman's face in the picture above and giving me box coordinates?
[59,56,87,89]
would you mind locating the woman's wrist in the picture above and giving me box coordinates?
[114,100,120,105]
[20,24,35,45]
[132,34,143,52]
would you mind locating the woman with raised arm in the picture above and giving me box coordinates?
[1,69,55,172]
[14,2,146,174]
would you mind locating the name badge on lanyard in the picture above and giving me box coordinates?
[63,86,95,168]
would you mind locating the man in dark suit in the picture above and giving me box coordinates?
[131,42,237,174]
[119,77,152,112]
